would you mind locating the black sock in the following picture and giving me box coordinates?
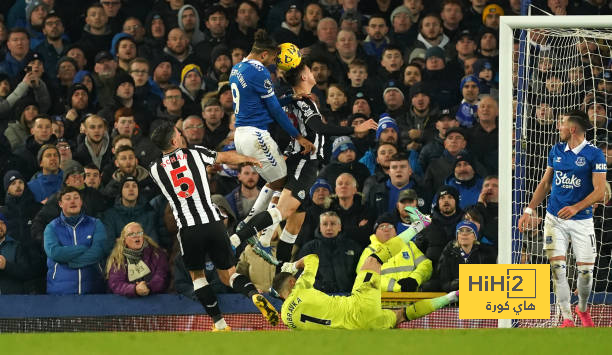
[194,285,222,322]
[231,273,258,298]
[275,240,293,272]
[236,211,273,241]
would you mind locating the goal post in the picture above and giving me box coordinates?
[499,15,612,328]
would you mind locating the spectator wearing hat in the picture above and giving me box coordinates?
[389,6,417,53]
[5,100,40,151]
[319,136,371,192]
[34,14,70,81]
[205,44,232,92]
[225,164,261,221]
[366,152,425,218]
[15,114,57,180]
[476,28,499,73]
[462,0,488,33]
[92,50,121,109]
[447,29,478,76]
[110,33,137,72]
[382,80,409,123]
[444,153,484,210]
[1,170,43,244]
[26,143,64,204]
[407,48,426,69]
[359,115,401,174]
[273,2,317,49]
[481,4,503,31]
[404,81,440,147]
[101,176,167,255]
[30,162,110,246]
[327,173,372,248]
[418,108,459,171]
[440,0,465,41]
[44,186,107,295]
[178,4,205,46]
[422,46,460,109]
[163,28,201,85]
[576,0,612,15]
[393,188,426,234]
[437,220,496,292]
[194,6,231,69]
[77,3,113,62]
[51,55,79,107]
[201,97,231,150]
[469,95,498,174]
[473,58,497,97]
[179,63,206,117]
[0,28,32,80]
[414,185,464,287]
[73,70,98,108]
[585,94,610,142]
[295,179,333,248]
[296,210,362,293]
[0,211,40,294]
[98,71,152,132]
[61,83,93,139]
[139,11,168,63]
[101,145,159,201]
[362,14,391,61]
[454,75,480,128]
[355,211,432,292]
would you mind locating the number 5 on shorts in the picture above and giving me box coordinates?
[170,166,195,198]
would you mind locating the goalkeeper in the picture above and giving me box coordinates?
[271,215,458,330]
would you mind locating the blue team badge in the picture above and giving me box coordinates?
[546,236,552,244]
[402,251,410,260]
[576,157,586,167]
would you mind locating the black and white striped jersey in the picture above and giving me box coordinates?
[149,145,220,229]
[284,97,325,160]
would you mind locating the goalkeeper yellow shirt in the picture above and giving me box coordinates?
[281,254,396,330]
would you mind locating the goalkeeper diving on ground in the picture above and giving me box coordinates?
[271,214,458,330]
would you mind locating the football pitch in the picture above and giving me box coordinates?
[2,328,610,355]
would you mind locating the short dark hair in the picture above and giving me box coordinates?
[115,144,135,158]
[376,142,398,153]
[8,27,29,39]
[368,13,388,26]
[389,152,410,163]
[484,175,498,182]
[271,272,294,299]
[164,85,182,96]
[58,185,81,200]
[84,163,100,172]
[205,5,228,21]
[33,114,53,125]
[283,61,308,87]
[564,109,591,131]
[43,13,62,27]
[112,134,132,147]
[382,45,402,56]
[463,206,483,225]
[150,121,177,150]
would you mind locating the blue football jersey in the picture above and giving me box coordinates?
[229,59,298,137]
[546,140,607,220]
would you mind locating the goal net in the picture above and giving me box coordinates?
[499,16,612,328]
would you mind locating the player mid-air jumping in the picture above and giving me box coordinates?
[518,110,606,327]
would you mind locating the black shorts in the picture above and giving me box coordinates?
[178,221,236,271]
[284,155,319,204]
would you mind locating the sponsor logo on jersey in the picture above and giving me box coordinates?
[554,171,581,189]
[575,157,586,167]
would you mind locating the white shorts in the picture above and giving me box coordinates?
[543,212,597,262]
[234,126,287,182]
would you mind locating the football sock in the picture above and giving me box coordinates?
[229,273,258,298]
[405,299,437,321]
[577,264,594,312]
[373,237,406,264]
[259,195,280,247]
[551,260,572,319]
[193,278,223,323]
[244,187,274,223]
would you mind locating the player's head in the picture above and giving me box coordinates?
[284,60,316,90]
[559,109,590,141]
[150,121,186,151]
[271,272,296,300]
[249,29,278,66]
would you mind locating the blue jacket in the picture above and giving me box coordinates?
[444,175,484,210]
[0,51,28,79]
[359,148,423,177]
[28,171,64,203]
[44,212,107,295]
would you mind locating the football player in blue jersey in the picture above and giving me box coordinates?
[518,110,606,328]
[229,30,315,259]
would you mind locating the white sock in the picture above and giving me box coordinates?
[551,261,572,319]
[280,229,298,244]
[577,264,594,312]
[259,224,278,247]
[244,187,274,223]
[230,234,241,248]
[192,277,209,290]
[445,291,458,304]
[214,318,227,330]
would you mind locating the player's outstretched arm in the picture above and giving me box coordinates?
[216,150,263,168]
[518,166,553,232]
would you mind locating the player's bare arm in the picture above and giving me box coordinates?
[557,171,606,220]
[296,135,316,154]
[518,166,553,232]
[216,150,263,168]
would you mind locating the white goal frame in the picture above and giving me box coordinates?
[499,15,612,328]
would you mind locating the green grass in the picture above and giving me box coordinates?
[2,328,611,355]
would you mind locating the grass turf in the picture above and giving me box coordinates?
[2,328,611,355]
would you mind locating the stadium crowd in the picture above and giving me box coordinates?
[0,0,610,300]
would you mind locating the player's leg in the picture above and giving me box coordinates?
[208,221,280,325]
[543,214,573,326]
[190,270,228,331]
[404,292,459,321]
[275,211,305,268]
[570,218,597,327]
